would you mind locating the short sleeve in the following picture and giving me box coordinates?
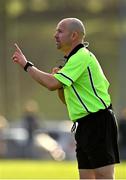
[54,48,90,87]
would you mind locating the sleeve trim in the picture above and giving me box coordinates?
[56,72,74,84]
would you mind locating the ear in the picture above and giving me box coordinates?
[71,31,78,41]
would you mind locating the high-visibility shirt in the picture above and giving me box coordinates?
[54,44,111,122]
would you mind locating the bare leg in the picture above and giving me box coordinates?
[79,169,95,179]
[94,164,114,179]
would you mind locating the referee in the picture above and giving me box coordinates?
[12,17,120,179]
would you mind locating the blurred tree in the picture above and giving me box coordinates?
[0,0,118,19]
[117,0,126,112]
[6,0,26,17]
[0,0,7,115]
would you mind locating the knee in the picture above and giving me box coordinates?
[95,165,114,179]
[79,169,95,179]
[95,171,114,179]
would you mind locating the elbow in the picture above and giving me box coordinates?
[47,80,62,91]
[47,84,57,91]
[44,78,62,91]
[48,87,56,91]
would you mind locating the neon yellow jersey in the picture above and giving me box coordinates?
[54,44,111,122]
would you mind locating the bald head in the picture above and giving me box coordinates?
[54,18,86,54]
[59,18,86,38]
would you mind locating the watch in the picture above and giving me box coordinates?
[24,61,34,72]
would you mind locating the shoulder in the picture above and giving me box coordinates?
[68,48,91,64]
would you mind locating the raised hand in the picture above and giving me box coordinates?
[12,43,27,68]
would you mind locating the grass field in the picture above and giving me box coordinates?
[0,160,126,179]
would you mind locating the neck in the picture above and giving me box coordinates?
[64,42,83,56]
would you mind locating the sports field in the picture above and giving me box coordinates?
[0,160,126,179]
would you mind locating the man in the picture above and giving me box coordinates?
[12,18,120,179]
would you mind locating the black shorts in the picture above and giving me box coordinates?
[75,108,120,169]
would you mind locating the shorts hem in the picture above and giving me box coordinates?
[78,161,120,169]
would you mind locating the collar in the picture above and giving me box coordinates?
[64,43,84,61]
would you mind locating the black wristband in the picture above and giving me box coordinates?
[24,61,34,72]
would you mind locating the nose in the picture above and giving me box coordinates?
[54,31,58,39]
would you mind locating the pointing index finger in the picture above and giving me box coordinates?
[14,43,22,53]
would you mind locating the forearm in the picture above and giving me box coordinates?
[12,44,62,91]
[27,66,62,91]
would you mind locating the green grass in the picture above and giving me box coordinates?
[0,160,126,179]
[1,160,78,179]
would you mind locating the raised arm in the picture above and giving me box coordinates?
[12,44,62,91]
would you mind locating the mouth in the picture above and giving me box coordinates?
[55,41,60,46]
[55,38,60,43]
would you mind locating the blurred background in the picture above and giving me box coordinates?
[0,0,126,163]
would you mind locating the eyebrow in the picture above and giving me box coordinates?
[56,27,64,32]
